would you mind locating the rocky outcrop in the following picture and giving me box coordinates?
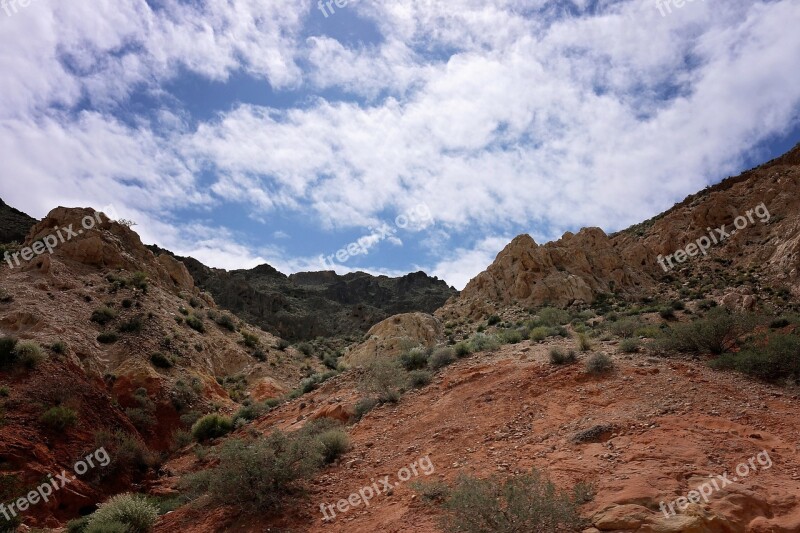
[343,312,444,365]
[0,197,36,244]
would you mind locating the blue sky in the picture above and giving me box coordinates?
[1,0,799,289]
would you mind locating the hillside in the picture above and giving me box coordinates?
[0,199,35,245]
[150,246,456,342]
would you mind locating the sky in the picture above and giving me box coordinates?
[0,0,798,290]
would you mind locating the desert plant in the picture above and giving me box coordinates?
[486,315,501,326]
[185,315,205,333]
[91,306,117,325]
[659,308,756,355]
[85,493,158,533]
[576,333,592,352]
[585,353,614,375]
[150,352,173,369]
[400,347,429,370]
[711,333,800,383]
[430,347,456,369]
[352,397,379,421]
[118,315,144,333]
[609,318,640,338]
[549,348,577,365]
[411,479,450,503]
[408,369,433,389]
[619,338,641,353]
[469,333,500,352]
[40,406,78,431]
[183,432,324,512]
[215,314,237,332]
[15,340,45,368]
[536,307,571,327]
[317,429,350,464]
[296,342,313,356]
[0,337,18,369]
[359,358,405,403]
[97,332,119,344]
[191,414,233,442]
[529,326,550,342]
[659,307,676,320]
[241,331,259,348]
[440,469,584,533]
[276,339,290,351]
[454,342,472,358]
[51,340,67,354]
[499,328,523,344]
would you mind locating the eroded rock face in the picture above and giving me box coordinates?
[344,312,444,365]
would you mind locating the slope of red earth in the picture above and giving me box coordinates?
[154,339,800,533]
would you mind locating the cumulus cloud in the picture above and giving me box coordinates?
[0,0,798,288]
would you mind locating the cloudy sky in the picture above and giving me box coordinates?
[0,0,798,289]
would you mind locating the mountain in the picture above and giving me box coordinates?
[437,143,800,323]
[0,198,36,244]
[149,246,457,342]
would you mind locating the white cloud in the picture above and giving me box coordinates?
[432,236,513,290]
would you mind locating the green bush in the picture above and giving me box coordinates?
[191,414,233,442]
[185,315,205,333]
[85,493,158,533]
[241,331,259,348]
[66,516,90,533]
[454,342,472,358]
[499,329,523,344]
[97,332,119,344]
[549,348,577,366]
[296,342,313,356]
[150,352,173,369]
[359,358,405,403]
[15,340,46,368]
[440,469,584,533]
[659,308,755,355]
[659,307,676,320]
[400,347,429,370]
[276,339,290,351]
[770,318,791,329]
[576,333,592,352]
[585,353,614,375]
[619,338,641,353]
[711,333,800,383]
[529,326,550,342]
[40,406,78,431]
[609,318,640,338]
[535,307,571,327]
[233,402,270,424]
[184,432,323,512]
[430,347,456,370]
[0,337,17,369]
[411,479,451,504]
[118,315,144,333]
[93,430,158,475]
[469,333,500,352]
[318,429,350,464]
[91,306,118,326]
[51,340,67,354]
[408,369,433,389]
[486,315,501,326]
[215,314,237,332]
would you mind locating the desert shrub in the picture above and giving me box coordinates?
[241,331,259,348]
[529,326,550,342]
[536,307,571,327]
[411,479,450,503]
[149,352,173,369]
[619,338,641,353]
[430,347,456,370]
[94,430,158,474]
[185,315,205,333]
[440,469,584,533]
[122,299,133,309]
[770,318,791,329]
[659,307,676,320]
[15,340,45,368]
[51,340,67,354]
[659,308,756,355]
[40,406,78,431]
[711,333,800,383]
[400,347,429,370]
[352,397,379,421]
[0,287,13,303]
[576,333,592,352]
[118,315,144,333]
[549,348,577,366]
[454,342,472,357]
[191,414,233,442]
[469,333,500,352]
[97,332,119,344]
[486,315,501,326]
[130,272,149,291]
[85,493,158,533]
[215,314,237,332]
[634,325,663,339]
[499,329,523,344]
[184,432,323,512]
[585,353,614,375]
[91,306,117,325]
[299,371,337,394]
[233,402,270,424]
[0,386,8,397]
[0,337,17,369]
[408,369,433,389]
[276,339,290,351]
[359,358,405,403]
[609,318,640,338]
[317,429,350,464]
[296,342,313,356]
[66,516,90,533]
